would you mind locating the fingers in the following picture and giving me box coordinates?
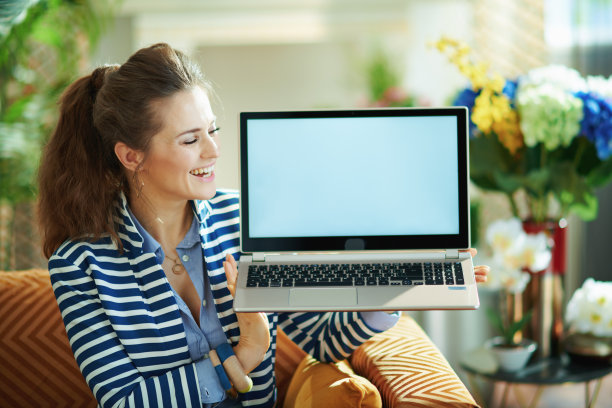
[474,265,489,283]
[467,248,478,257]
[224,253,238,297]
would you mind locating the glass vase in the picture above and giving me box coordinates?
[521,218,568,360]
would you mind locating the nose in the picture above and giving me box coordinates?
[201,133,220,159]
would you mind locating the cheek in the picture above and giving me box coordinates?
[147,153,190,180]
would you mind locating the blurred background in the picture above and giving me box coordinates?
[1,0,611,402]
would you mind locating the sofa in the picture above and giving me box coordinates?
[0,269,479,407]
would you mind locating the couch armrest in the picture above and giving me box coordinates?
[349,314,479,408]
[0,269,96,407]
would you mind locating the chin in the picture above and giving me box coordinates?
[196,186,217,201]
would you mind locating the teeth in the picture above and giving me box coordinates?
[190,165,214,176]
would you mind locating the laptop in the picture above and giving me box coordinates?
[233,107,479,312]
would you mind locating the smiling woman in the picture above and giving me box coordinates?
[35,43,406,408]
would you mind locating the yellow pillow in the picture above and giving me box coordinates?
[283,355,382,408]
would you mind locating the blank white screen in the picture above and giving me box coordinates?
[247,116,459,237]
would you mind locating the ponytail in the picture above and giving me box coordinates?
[38,66,122,258]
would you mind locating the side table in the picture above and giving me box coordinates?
[460,352,611,408]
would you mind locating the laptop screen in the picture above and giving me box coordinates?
[239,107,470,252]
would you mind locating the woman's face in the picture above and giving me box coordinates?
[139,86,220,203]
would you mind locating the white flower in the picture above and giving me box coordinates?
[519,65,587,93]
[483,217,552,294]
[516,232,552,272]
[486,218,525,253]
[478,255,530,293]
[586,75,612,100]
[566,278,612,337]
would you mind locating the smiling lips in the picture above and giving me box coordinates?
[189,164,215,178]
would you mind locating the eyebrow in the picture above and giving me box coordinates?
[176,128,201,137]
[175,118,217,138]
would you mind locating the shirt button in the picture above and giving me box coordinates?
[202,299,207,307]
[182,254,190,262]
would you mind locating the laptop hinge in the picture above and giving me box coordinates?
[445,249,460,259]
[252,253,266,262]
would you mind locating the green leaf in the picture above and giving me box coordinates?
[469,136,523,194]
[485,307,533,345]
[522,168,551,195]
[587,156,612,187]
[30,20,63,48]
[568,192,598,221]
[485,307,505,336]
[0,0,42,38]
[1,93,33,123]
[492,171,523,194]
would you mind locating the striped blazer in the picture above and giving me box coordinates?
[49,190,386,408]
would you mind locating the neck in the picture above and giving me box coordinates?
[128,189,193,252]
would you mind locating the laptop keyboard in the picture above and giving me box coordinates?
[246,262,464,288]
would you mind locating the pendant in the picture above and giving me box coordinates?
[172,263,184,274]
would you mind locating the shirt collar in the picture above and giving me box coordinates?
[127,205,164,263]
[117,192,207,258]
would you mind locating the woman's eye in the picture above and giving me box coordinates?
[208,127,220,135]
[184,136,199,145]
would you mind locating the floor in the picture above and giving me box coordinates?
[471,373,612,407]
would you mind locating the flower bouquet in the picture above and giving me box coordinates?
[435,37,612,224]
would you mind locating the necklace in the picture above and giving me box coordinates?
[166,254,185,275]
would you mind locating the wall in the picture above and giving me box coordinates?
[89,0,517,368]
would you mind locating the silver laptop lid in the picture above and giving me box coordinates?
[239,107,470,253]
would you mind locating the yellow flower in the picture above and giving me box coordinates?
[433,37,524,155]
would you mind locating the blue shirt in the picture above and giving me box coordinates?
[129,208,228,404]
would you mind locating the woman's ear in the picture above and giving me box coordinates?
[114,142,145,172]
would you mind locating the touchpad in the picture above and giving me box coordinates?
[289,288,357,307]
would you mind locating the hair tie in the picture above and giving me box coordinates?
[209,350,233,392]
[216,343,253,394]
[89,65,119,102]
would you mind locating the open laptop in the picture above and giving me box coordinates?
[233,107,479,312]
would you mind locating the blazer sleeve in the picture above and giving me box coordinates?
[49,254,202,408]
[276,311,396,362]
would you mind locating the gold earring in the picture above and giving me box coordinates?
[137,180,144,198]
[133,172,144,198]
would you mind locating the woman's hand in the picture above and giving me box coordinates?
[463,248,489,284]
[224,254,271,373]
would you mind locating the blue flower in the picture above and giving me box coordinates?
[453,86,479,137]
[502,79,518,107]
[576,91,612,160]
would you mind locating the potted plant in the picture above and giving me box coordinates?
[485,309,536,371]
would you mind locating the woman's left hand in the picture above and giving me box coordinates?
[463,248,489,284]
[224,254,271,373]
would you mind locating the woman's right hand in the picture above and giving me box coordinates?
[224,253,271,373]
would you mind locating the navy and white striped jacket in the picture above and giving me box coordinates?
[49,190,386,408]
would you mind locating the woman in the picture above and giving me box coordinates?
[38,43,488,408]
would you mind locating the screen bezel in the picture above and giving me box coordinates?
[239,107,470,252]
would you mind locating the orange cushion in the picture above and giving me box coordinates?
[0,270,96,407]
[283,354,382,408]
[275,328,308,405]
[350,315,479,408]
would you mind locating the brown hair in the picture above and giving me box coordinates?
[38,43,210,258]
